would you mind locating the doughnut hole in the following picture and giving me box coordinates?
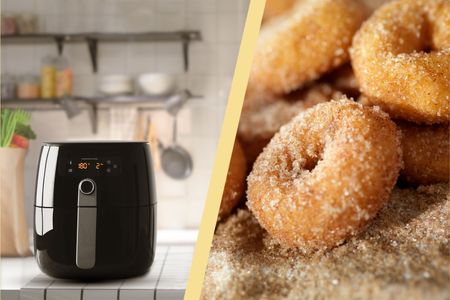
[238,83,342,167]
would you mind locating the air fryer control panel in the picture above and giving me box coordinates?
[61,157,121,176]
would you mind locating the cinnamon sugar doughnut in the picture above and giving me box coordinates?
[239,84,342,165]
[398,121,449,185]
[249,0,367,95]
[219,140,247,220]
[351,0,450,124]
[262,0,296,23]
[247,99,402,252]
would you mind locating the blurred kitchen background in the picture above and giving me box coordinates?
[1,0,249,230]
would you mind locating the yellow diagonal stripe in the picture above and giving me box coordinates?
[184,1,265,299]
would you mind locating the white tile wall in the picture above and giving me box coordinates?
[2,0,250,229]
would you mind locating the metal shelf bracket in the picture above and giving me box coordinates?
[182,35,190,72]
[54,36,64,55]
[86,38,98,73]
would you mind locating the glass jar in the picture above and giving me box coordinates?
[1,74,17,99]
[1,13,17,35]
[17,74,40,99]
[41,55,56,99]
[16,13,38,34]
[54,56,73,98]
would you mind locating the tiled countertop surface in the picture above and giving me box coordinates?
[1,230,197,300]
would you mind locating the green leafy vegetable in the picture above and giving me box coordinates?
[15,123,36,140]
[0,109,33,147]
[1,110,16,147]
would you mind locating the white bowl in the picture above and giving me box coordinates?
[99,75,134,95]
[138,73,177,96]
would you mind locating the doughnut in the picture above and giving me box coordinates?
[219,140,247,220]
[247,99,402,252]
[262,0,296,23]
[238,84,342,165]
[397,121,449,185]
[248,0,367,95]
[351,0,450,124]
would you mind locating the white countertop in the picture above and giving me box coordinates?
[1,230,197,300]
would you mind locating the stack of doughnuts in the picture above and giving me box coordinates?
[218,0,449,254]
[351,0,450,185]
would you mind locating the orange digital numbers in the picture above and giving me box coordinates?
[78,162,89,170]
[96,162,104,170]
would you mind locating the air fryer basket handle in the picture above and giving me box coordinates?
[76,179,97,269]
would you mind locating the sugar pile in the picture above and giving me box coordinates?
[202,184,449,300]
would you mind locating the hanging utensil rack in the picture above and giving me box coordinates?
[1,92,202,133]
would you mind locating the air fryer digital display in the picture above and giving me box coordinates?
[65,158,121,175]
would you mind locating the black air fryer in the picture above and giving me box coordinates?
[34,142,156,280]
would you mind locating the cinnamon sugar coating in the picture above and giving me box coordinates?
[203,184,449,300]
[398,121,449,185]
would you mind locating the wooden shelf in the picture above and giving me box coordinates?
[1,31,202,72]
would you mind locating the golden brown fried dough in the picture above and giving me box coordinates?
[262,0,296,23]
[398,121,449,185]
[219,140,247,220]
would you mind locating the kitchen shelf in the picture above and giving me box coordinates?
[1,31,202,72]
[1,96,167,109]
[1,91,201,133]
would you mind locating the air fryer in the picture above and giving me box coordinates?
[34,142,156,280]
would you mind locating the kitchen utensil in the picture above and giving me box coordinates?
[144,116,161,170]
[164,89,191,116]
[59,98,82,119]
[160,116,193,179]
[34,142,156,279]
[138,73,177,96]
[99,75,134,96]
[160,90,193,179]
